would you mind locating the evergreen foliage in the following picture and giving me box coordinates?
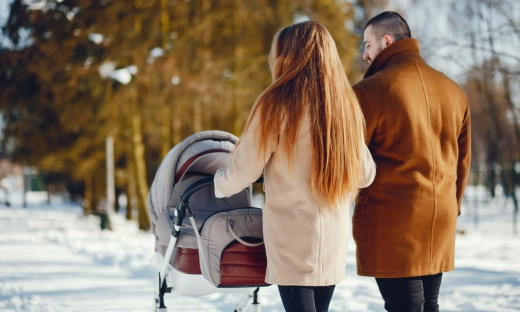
[0,0,374,230]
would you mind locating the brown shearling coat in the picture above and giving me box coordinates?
[353,38,471,278]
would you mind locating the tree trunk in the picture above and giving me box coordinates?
[501,71,520,151]
[92,167,106,212]
[114,188,122,213]
[160,0,172,158]
[161,105,172,159]
[193,97,202,133]
[134,0,143,36]
[22,162,27,208]
[84,173,92,215]
[172,96,182,145]
[232,0,244,136]
[160,0,170,49]
[92,166,112,230]
[201,0,212,131]
[125,138,137,220]
[131,113,151,231]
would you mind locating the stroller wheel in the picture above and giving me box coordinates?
[233,288,261,312]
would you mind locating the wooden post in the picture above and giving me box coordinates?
[106,135,115,214]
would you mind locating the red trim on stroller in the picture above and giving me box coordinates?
[172,241,268,286]
[173,247,201,274]
[174,149,230,182]
[220,240,268,286]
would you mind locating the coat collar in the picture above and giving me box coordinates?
[364,38,421,79]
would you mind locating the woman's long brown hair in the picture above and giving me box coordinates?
[241,21,365,207]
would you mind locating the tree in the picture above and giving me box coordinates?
[1,0,370,231]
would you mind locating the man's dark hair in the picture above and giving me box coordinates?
[364,11,411,41]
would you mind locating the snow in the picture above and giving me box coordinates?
[88,33,104,45]
[98,61,137,85]
[0,188,519,312]
[148,47,165,64]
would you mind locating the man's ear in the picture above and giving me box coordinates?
[382,34,395,47]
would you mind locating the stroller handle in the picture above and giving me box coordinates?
[173,175,264,236]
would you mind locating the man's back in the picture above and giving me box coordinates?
[353,38,471,278]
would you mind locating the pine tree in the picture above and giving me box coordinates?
[1,0,368,231]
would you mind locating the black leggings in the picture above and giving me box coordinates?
[278,285,335,312]
[375,273,443,312]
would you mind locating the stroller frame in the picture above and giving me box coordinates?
[149,131,269,311]
[154,176,264,312]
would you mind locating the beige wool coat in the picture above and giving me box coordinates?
[352,38,471,278]
[215,112,376,286]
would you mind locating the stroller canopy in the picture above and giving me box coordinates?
[148,130,252,244]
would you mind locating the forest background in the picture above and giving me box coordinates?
[0,0,518,230]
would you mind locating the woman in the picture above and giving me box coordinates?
[214,21,376,312]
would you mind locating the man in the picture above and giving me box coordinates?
[352,11,471,312]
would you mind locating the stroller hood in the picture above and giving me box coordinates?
[148,130,239,231]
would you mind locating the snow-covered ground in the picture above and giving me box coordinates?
[0,188,519,312]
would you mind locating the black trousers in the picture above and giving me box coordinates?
[278,285,336,312]
[375,273,443,312]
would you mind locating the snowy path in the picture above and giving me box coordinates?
[0,195,519,312]
[0,207,155,312]
[0,205,285,312]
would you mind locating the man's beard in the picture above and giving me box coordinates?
[368,44,384,65]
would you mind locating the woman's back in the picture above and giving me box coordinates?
[214,20,376,294]
[215,106,375,286]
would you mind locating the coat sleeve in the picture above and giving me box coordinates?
[358,144,376,189]
[456,100,471,215]
[214,112,276,198]
[353,83,378,144]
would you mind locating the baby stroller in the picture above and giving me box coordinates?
[148,130,269,312]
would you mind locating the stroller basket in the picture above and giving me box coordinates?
[171,176,268,287]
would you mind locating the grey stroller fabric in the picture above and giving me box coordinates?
[148,130,254,265]
[197,208,264,286]
[148,130,238,224]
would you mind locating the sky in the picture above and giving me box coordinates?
[0,0,11,27]
[0,0,14,49]
[396,0,519,82]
